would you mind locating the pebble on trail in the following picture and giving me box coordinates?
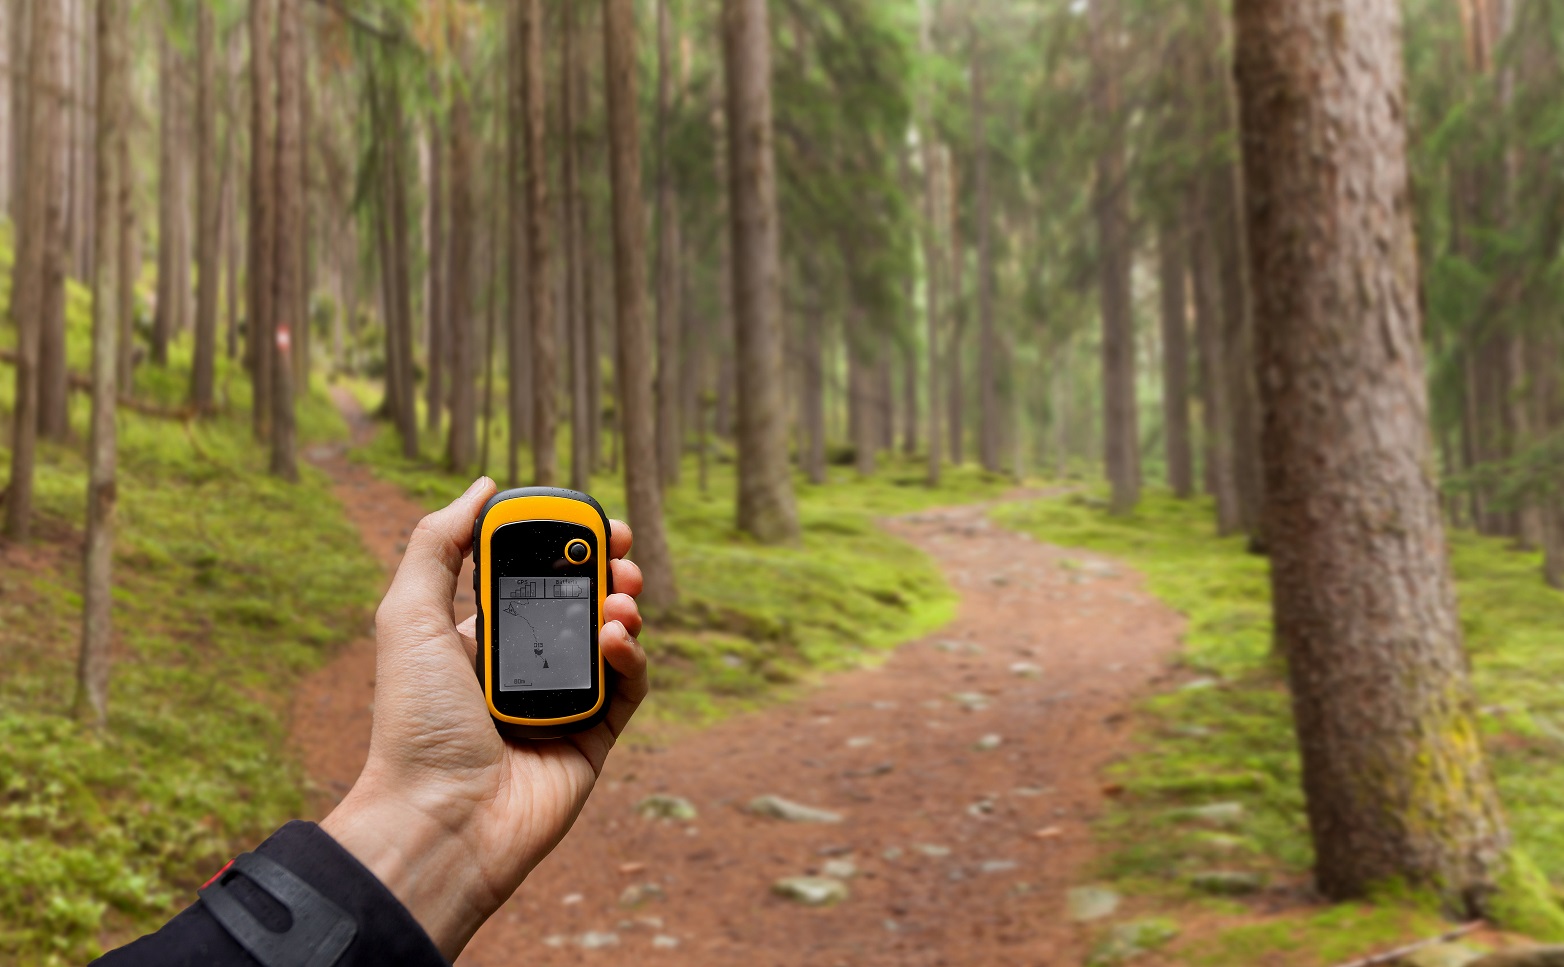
[747,795,844,823]
[635,794,698,821]
[771,875,850,906]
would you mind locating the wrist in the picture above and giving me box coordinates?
[320,783,494,961]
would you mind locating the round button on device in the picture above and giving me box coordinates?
[564,539,592,564]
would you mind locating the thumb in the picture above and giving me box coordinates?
[377,477,497,637]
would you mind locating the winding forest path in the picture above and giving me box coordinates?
[290,389,1187,966]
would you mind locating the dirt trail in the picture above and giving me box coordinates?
[291,391,1186,965]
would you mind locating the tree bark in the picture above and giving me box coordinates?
[800,267,825,484]
[7,0,26,222]
[654,0,681,488]
[425,104,445,436]
[520,0,555,486]
[505,0,530,485]
[269,0,299,481]
[1090,0,1138,515]
[190,0,219,412]
[249,0,274,439]
[1235,0,1508,910]
[1190,180,1239,531]
[115,78,134,390]
[445,44,476,473]
[722,0,799,542]
[1158,218,1193,498]
[75,0,122,725]
[972,31,999,474]
[151,17,174,367]
[36,18,65,441]
[223,31,240,362]
[603,0,678,606]
[563,0,590,492]
[3,0,57,540]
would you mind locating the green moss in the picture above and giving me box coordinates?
[1492,850,1564,942]
[1179,902,1452,967]
[0,278,380,961]
[995,489,1564,960]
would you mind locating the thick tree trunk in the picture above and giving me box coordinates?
[603,0,678,606]
[249,0,274,439]
[1235,0,1509,910]
[7,0,25,221]
[76,0,122,725]
[269,0,299,481]
[972,35,999,474]
[190,0,219,412]
[3,0,57,540]
[522,0,555,486]
[722,0,799,542]
[1090,0,1138,514]
[425,109,445,436]
[1158,218,1193,498]
[445,52,476,472]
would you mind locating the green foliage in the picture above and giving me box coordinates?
[996,490,1564,960]
[0,294,381,962]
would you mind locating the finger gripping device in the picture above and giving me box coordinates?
[472,488,613,738]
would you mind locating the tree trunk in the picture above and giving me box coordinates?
[850,334,876,477]
[425,106,445,436]
[75,0,123,725]
[115,83,134,391]
[1235,0,1509,911]
[1090,0,1138,515]
[520,0,555,486]
[947,175,964,468]
[445,45,476,473]
[190,0,219,411]
[563,0,589,492]
[603,0,678,606]
[387,79,416,459]
[249,0,274,439]
[1212,152,1265,541]
[1158,217,1193,498]
[1190,180,1239,531]
[722,0,798,543]
[972,32,999,474]
[654,0,681,488]
[269,0,299,481]
[800,269,824,484]
[223,31,240,362]
[505,0,530,485]
[3,0,57,540]
[7,0,26,221]
[36,42,65,442]
[920,128,942,483]
[151,20,174,366]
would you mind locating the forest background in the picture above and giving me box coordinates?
[5,0,1564,963]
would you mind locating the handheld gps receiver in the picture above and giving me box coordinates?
[472,487,612,739]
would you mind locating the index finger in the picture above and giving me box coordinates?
[609,519,632,561]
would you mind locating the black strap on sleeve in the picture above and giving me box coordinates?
[199,851,357,967]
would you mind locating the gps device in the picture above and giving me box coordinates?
[472,487,612,739]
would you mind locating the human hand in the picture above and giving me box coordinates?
[320,477,648,960]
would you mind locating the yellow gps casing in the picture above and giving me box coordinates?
[472,487,612,739]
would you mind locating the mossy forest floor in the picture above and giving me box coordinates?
[6,276,1564,964]
[995,491,1564,964]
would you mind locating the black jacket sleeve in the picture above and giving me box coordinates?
[93,821,448,967]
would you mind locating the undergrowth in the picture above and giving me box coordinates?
[0,278,382,962]
[994,490,1564,965]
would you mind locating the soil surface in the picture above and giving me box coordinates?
[290,389,1187,966]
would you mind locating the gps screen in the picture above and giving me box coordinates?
[496,576,592,691]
